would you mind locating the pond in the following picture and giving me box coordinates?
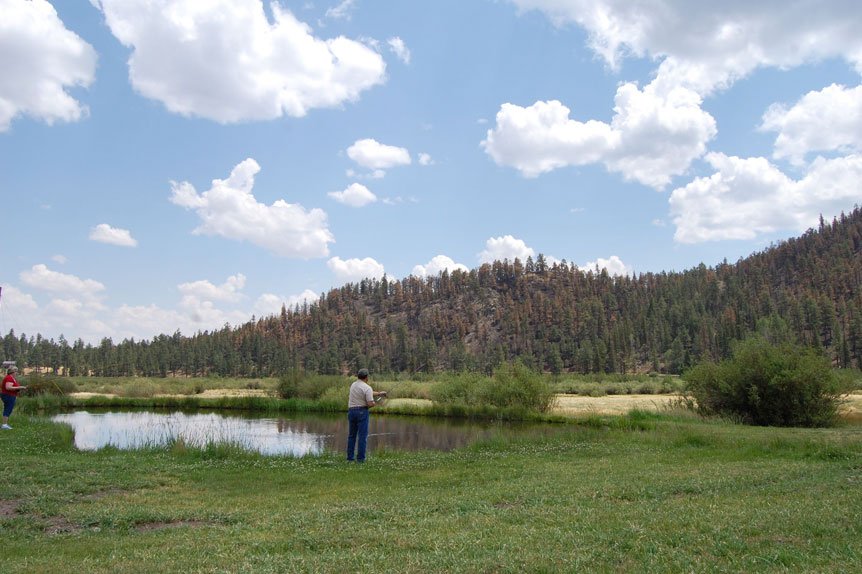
[52,410,548,457]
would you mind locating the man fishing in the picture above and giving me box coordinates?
[346,368,387,463]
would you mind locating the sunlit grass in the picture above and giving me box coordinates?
[1,412,859,573]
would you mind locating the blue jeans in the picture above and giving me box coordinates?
[347,407,370,462]
[2,394,16,417]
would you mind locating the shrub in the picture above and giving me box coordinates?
[277,371,345,400]
[683,336,844,427]
[297,375,344,400]
[430,372,486,405]
[318,385,348,410]
[484,361,554,412]
[276,370,302,399]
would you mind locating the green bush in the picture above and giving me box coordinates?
[430,362,553,413]
[683,337,844,427]
[276,370,302,399]
[277,371,345,401]
[484,361,554,412]
[430,372,486,406]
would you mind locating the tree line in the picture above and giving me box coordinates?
[3,207,862,378]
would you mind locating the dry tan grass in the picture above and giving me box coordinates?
[384,398,433,408]
[839,392,862,415]
[552,393,679,416]
[70,389,272,399]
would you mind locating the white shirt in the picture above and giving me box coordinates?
[348,379,374,408]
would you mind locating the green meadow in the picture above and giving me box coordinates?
[2,409,860,573]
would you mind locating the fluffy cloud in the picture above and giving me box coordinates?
[670,153,862,243]
[0,0,96,131]
[89,224,138,247]
[170,158,334,258]
[508,1,862,95]
[478,235,535,264]
[583,255,631,277]
[11,266,109,340]
[482,87,716,188]
[347,139,412,171]
[761,84,862,165]
[327,256,385,283]
[19,264,105,305]
[178,274,246,303]
[493,1,862,191]
[328,183,378,207]
[92,0,385,122]
[418,153,434,166]
[388,37,411,64]
[412,255,469,278]
[3,270,316,344]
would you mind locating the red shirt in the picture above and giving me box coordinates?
[1,374,21,396]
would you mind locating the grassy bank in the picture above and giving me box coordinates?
[1,413,860,573]
[52,373,693,400]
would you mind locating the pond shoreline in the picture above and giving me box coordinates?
[66,390,862,411]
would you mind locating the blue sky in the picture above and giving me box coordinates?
[1,0,861,344]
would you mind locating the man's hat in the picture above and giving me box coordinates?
[357,368,369,378]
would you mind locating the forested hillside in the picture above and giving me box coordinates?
[4,208,862,377]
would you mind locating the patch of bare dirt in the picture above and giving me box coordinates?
[44,516,85,535]
[0,499,20,517]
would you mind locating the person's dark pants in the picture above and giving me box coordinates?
[2,394,16,417]
[347,407,370,462]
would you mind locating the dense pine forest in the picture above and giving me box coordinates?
[3,207,862,377]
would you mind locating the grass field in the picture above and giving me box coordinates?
[1,410,860,573]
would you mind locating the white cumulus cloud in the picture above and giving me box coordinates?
[478,235,536,264]
[761,83,862,165]
[0,0,96,131]
[584,255,631,276]
[482,86,716,189]
[347,138,412,171]
[92,0,386,122]
[89,224,138,247]
[327,256,385,283]
[508,1,862,96]
[670,152,862,243]
[19,264,105,305]
[328,183,378,207]
[178,274,246,303]
[412,255,469,278]
[170,158,334,258]
[494,1,862,193]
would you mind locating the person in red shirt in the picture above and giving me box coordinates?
[1,366,27,430]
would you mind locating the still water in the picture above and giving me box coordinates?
[52,410,537,457]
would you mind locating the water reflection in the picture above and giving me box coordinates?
[52,410,527,457]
